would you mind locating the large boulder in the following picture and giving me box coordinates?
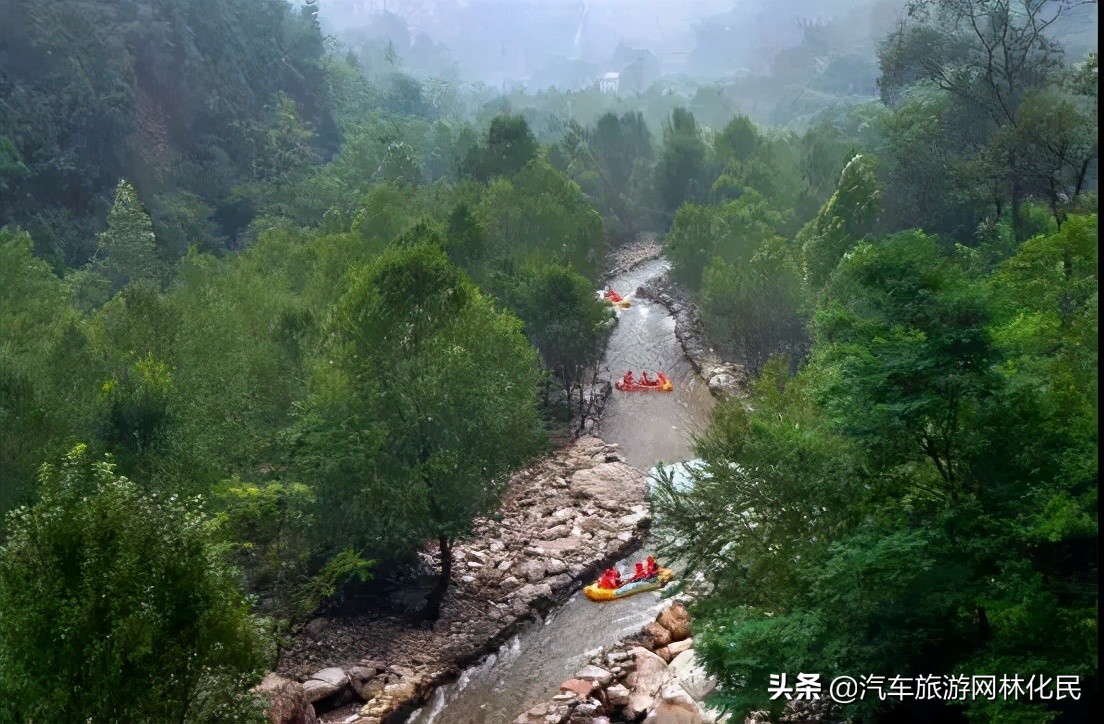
[625,646,671,717]
[668,650,715,701]
[569,462,645,503]
[644,682,709,724]
[657,603,692,642]
[640,621,672,650]
[255,674,320,724]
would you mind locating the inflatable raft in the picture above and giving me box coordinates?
[598,289,632,308]
[615,373,673,392]
[584,568,674,602]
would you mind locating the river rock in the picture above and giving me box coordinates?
[568,462,645,502]
[255,674,319,724]
[302,667,349,704]
[383,679,416,701]
[346,667,382,702]
[644,682,708,724]
[628,646,671,696]
[707,372,742,399]
[606,683,631,706]
[668,650,715,701]
[543,524,572,539]
[518,560,547,582]
[573,664,614,685]
[545,558,568,575]
[657,603,692,642]
[619,510,650,527]
[560,678,599,698]
[516,582,553,603]
[660,638,694,661]
[640,621,672,650]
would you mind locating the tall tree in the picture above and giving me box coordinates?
[509,264,615,431]
[93,179,165,296]
[880,0,1089,239]
[463,114,539,182]
[297,244,542,620]
[655,107,711,220]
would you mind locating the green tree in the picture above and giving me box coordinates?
[700,235,808,373]
[653,216,1098,723]
[0,445,268,723]
[295,244,542,620]
[655,107,711,219]
[665,189,785,292]
[0,229,100,513]
[91,179,165,298]
[479,159,606,280]
[463,114,539,182]
[879,0,1079,240]
[799,153,881,289]
[509,264,615,430]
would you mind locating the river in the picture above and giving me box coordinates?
[408,258,716,724]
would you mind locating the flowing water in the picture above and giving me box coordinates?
[408,258,715,724]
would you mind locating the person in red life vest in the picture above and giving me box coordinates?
[598,567,622,589]
[633,561,645,581]
[622,370,634,387]
[640,371,653,386]
[645,555,658,577]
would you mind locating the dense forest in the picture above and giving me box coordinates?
[0,0,1097,722]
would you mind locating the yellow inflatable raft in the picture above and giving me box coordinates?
[584,568,674,602]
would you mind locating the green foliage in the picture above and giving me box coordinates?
[98,351,174,465]
[463,114,539,182]
[700,236,807,373]
[0,0,336,262]
[653,216,1098,723]
[655,107,712,219]
[665,190,785,292]
[292,244,543,561]
[509,264,614,392]
[0,229,102,513]
[799,153,881,289]
[552,112,654,239]
[478,159,606,281]
[0,136,28,189]
[214,479,372,665]
[0,445,268,723]
[92,180,166,299]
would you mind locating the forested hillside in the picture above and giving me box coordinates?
[650,1,1098,722]
[0,0,1097,722]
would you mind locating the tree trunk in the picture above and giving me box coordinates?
[976,605,991,640]
[1010,152,1025,242]
[422,535,452,622]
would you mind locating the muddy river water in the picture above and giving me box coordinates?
[408,258,715,724]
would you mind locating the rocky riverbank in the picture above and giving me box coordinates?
[512,601,724,724]
[603,234,663,282]
[635,278,747,401]
[512,602,842,724]
[259,437,653,724]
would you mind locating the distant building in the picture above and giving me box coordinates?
[597,71,620,93]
